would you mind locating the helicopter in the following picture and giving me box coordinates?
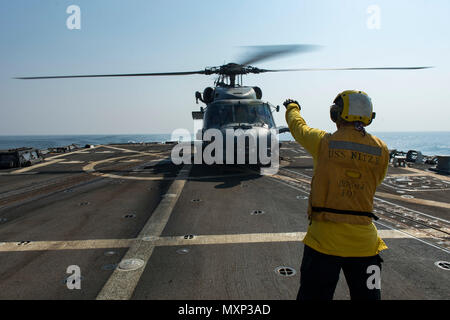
[16,44,431,167]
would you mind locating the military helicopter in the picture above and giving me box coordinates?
[16,44,431,166]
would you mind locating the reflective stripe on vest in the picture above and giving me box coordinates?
[328,140,382,156]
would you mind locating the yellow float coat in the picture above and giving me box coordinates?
[285,103,389,257]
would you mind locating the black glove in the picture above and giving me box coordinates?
[283,99,301,110]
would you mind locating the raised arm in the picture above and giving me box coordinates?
[284,100,327,160]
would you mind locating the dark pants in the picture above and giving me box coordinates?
[297,245,383,300]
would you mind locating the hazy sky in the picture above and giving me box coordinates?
[1,0,449,135]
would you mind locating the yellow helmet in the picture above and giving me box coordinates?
[330,90,375,126]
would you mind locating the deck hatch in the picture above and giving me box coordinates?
[274,266,296,277]
[176,248,190,255]
[435,261,450,270]
[117,259,145,271]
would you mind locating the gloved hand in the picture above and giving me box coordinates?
[283,99,301,110]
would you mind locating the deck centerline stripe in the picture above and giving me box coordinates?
[95,164,191,300]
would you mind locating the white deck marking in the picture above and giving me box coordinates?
[268,174,310,195]
[44,145,103,160]
[59,161,85,164]
[281,168,313,179]
[10,159,65,173]
[83,153,251,181]
[102,145,163,156]
[402,167,450,182]
[374,196,450,224]
[96,164,191,300]
[375,220,450,254]
[9,145,104,174]
[266,172,450,254]
[375,191,450,209]
[0,229,442,253]
[0,239,134,252]
[82,148,168,181]
[279,167,450,221]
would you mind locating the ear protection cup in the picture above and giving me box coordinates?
[330,104,342,123]
[367,112,376,125]
[331,92,375,126]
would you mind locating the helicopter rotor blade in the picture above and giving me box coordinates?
[259,66,433,72]
[15,70,208,80]
[239,44,322,66]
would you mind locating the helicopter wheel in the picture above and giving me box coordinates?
[259,161,272,168]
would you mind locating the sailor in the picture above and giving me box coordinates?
[284,90,389,300]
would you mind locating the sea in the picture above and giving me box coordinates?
[0,132,449,156]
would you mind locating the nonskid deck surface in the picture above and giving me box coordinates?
[0,142,448,299]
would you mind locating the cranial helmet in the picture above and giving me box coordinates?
[330,90,376,126]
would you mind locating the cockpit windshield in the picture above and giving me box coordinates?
[204,102,275,128]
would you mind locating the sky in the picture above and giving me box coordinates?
[0,0,449,135]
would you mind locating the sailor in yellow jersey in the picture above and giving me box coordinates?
[284,90,389,300]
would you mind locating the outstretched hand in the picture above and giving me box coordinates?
[283,99,301,110]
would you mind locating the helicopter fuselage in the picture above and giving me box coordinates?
[194,86,279,165]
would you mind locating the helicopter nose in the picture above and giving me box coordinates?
[218,127,273,164]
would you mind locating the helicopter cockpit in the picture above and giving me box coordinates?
[204,101,275,129]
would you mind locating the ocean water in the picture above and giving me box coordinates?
[371,132,450,156]
[0,132,449,156]
[0,134,172,151]
[282,131,450,156]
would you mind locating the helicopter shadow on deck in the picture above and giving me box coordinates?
[187,163,263,189]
